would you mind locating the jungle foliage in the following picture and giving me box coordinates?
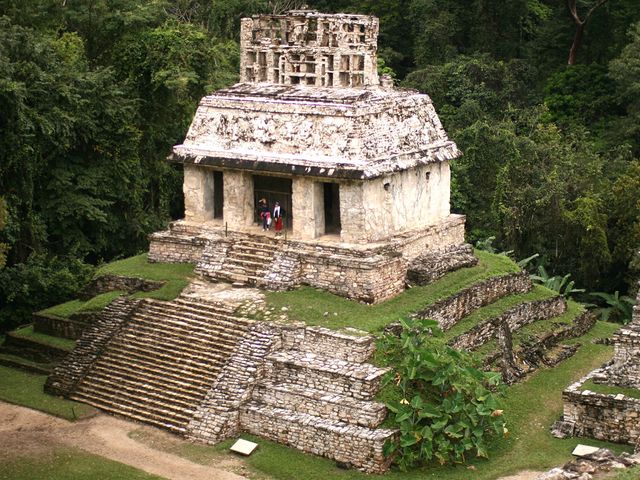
[1,0,640,331]
[378,318,506,469]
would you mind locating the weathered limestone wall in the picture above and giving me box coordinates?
[181,92,456,168]
[186,320,395,474]
[148,231,206,263]
[150,217,466,303]
[33,313,89,340]
[359,163,450,242]
[414,272,533,330]
[222,170,254,229]
[608,324,640,388]
[561,370,640,445]
[291,178,324,239]
[263,240,406,303]
[184,164,215,222]
[239,405,394,473]
[339,181,365,243]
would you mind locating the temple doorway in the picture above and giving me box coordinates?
[323,182,341,234]
[213,171,223,219]
[253,175,293,229]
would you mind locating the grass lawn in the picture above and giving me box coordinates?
[96,253,194,301]
[38,254,196,318]
[11,325,76,351]
[0,447,162,480]
[0,365,95,420]
[612,466,640,479]
[40,291,125,318]
[264,250,521,333]
[581,379,640,400]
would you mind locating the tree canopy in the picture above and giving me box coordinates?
[1,0,639,330]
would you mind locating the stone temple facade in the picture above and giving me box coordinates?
[149,10,466,303]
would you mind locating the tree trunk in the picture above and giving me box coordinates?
[568,22,585,65]
[566,0,610,66]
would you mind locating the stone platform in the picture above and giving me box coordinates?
[149,215,466,303]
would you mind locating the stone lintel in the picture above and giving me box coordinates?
[168,144,459,181]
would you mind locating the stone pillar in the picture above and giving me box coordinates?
[184,165,215,223]
[339,181,365,243]
[292,178,324,239]
[223,170,254,229]
[239,18,253,83]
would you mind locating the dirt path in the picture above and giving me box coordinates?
[497,471,544,480]
[0,401,247,480]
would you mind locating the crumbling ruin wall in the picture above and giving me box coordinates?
[553,283,640,444]
[450,296,567,351]
[78,274,164,301]
[414,272,533,330]
[561,370,640,445]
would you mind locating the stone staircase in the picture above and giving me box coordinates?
[239,328,397,474]
[197,237,279,287]
[70,297,253,433]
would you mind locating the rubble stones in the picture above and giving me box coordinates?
[536,448,640,480]
[407,243,478,286]
[79,274,165,301]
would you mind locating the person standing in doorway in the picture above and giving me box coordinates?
[258,198,270,231]
[273,201,285,235]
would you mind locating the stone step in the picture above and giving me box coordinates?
[225,257,266,269]
[71,389,189,434]
[102,344,224,380]
[123,314,242,346]
[239,401,396,474]
[80,368,204,410]
[213,270,265,286]
[171,298,237,315]
[75,381,196,421]
[219,263,265,277]
[130,313,245,348]
[87,355,216,395]
[142,302,253,329]
[300,326,376,363]
[253,381,387,428]
[110,332,235,369]
[236,240,275,252]
[264,351,389,400]
[232,251,270,263]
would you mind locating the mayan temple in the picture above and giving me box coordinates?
[45,11,474,473]
[148,10,469,304]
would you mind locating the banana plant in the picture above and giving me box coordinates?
[530,266,585,298]
[589,291,635,324]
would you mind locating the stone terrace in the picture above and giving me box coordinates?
[553,284,640,445]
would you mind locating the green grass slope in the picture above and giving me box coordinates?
[38,254,195,318]
[265,250,521,332]
[0,448,162,480]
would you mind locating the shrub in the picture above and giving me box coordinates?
[378,318,506,470]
